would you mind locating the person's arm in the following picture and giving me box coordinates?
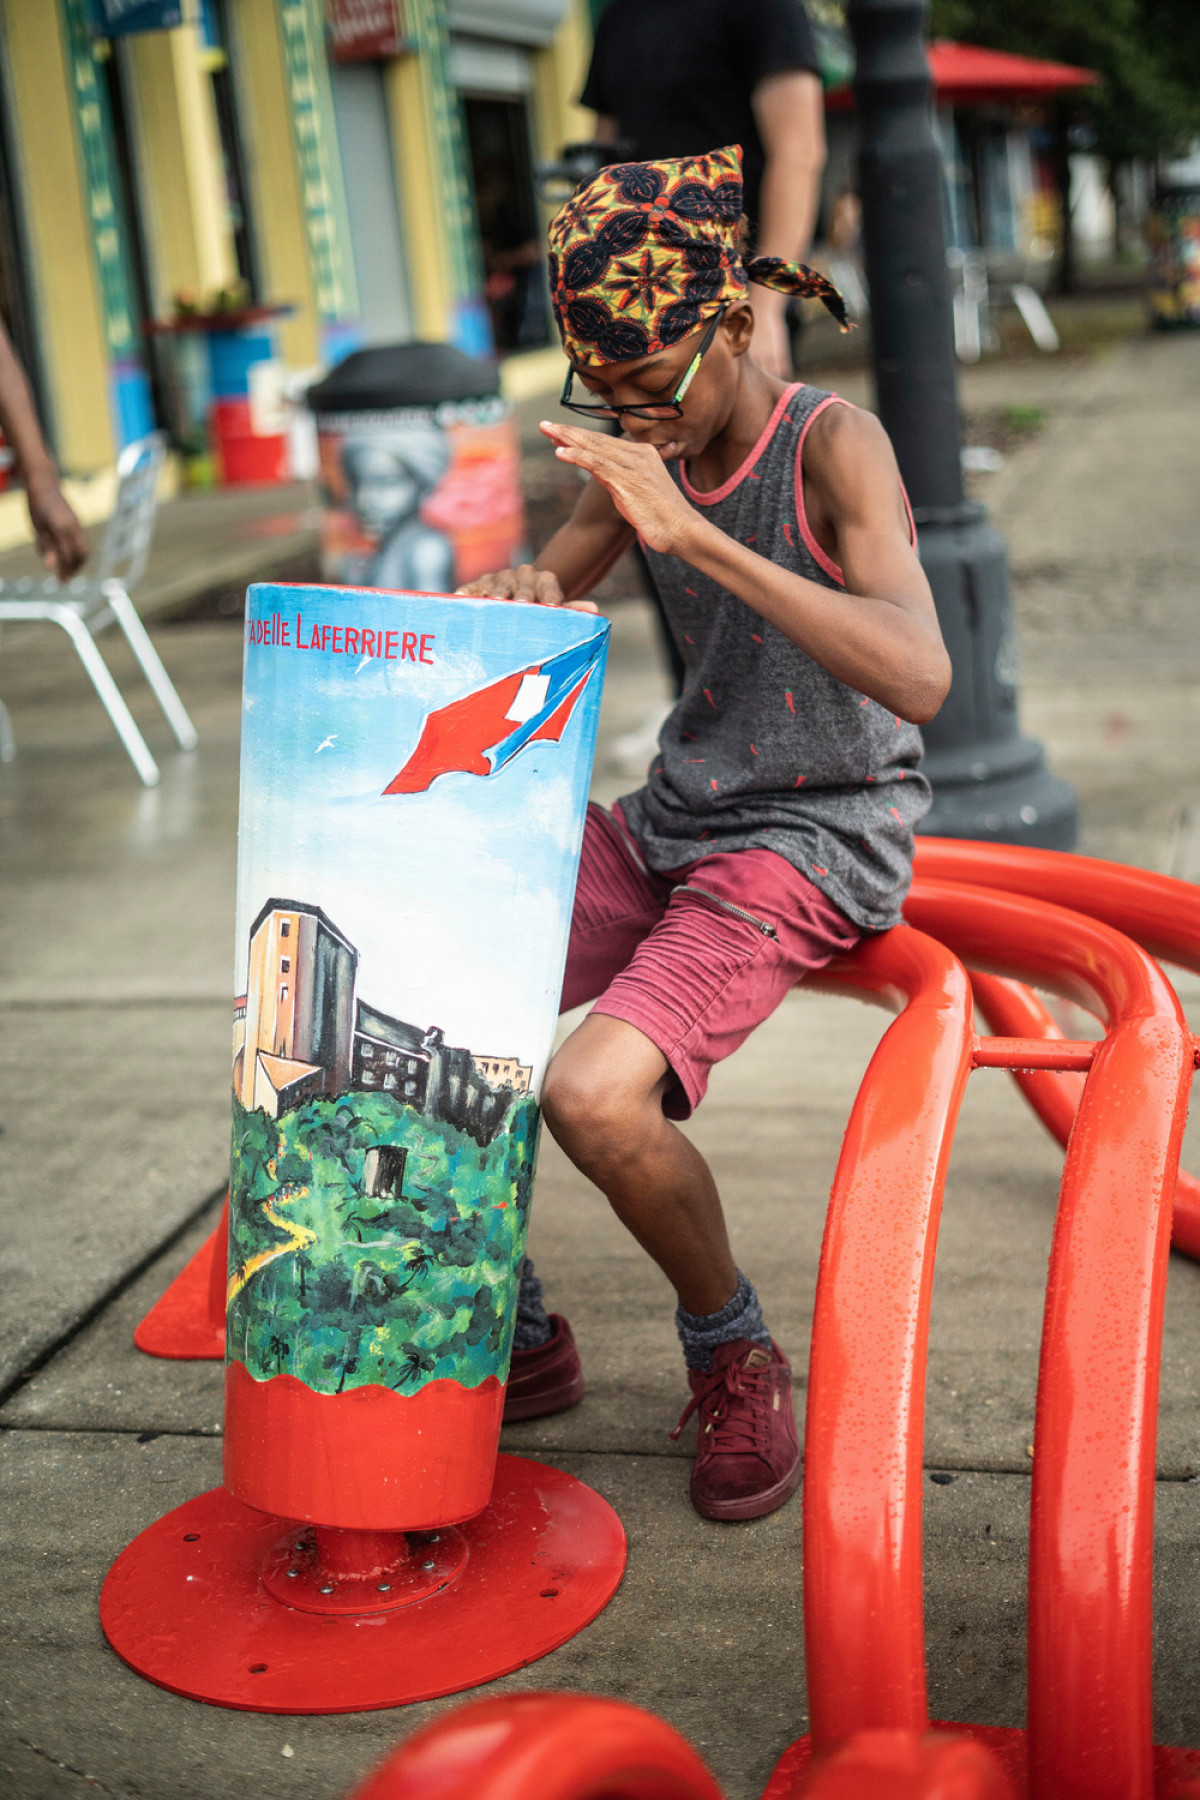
[749,67,827,379]
[456,467,634,611]
[0,319,87,578]
[592,114,619,144]
[539,414,951,723]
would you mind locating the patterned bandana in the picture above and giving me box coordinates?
[547,144,850,366]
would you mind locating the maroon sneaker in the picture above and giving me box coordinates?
[503,1314,586,1422]
[670,1337,800,1521]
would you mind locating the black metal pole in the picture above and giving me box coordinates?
[847,0,1077,847]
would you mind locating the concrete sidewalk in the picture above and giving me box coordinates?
[3,332,1200,1800]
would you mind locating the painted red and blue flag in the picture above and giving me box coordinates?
[384,636,603,796]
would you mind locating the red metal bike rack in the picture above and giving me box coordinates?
[769,878,1197,1800]
[915,839,1200,1259]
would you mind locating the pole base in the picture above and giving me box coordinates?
[762,1727,1200,1797]
[99,1454,626,1713]
[134,1205,227,1361]
[918,759,1079,850]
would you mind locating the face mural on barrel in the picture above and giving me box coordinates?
[228,585,608,1401]
[340,426,454,594]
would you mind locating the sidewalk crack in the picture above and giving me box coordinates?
[11,1735,118,1794]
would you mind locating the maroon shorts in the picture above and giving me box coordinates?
[561,805,863,1118]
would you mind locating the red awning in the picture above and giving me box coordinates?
[827,39,1100,109]
[927,39,1099,104]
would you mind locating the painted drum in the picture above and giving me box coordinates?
[224,582,609,1529]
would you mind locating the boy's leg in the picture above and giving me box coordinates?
[542,848,861,1518]
[543,1012,737,1316]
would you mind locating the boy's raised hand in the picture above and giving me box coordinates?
[455,563,598,613]
[540,422,699,558]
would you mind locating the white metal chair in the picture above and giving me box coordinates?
[0,432,197,787]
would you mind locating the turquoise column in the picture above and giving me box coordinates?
[59,0,155,446]
[277,0,361,362]
[405,0,491,357]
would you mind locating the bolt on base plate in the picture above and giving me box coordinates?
[100,1454,626,1713]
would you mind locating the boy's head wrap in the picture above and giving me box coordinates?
[547,143,850,366]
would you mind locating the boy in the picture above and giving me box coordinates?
[459,146,950,1521]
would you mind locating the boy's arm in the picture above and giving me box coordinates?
[541,413,952,724]
[456,468,635,611]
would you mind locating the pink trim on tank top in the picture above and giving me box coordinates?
[680,382,803,506]
[793,395,918,586]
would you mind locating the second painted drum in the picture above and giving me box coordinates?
[225,582,609,1529]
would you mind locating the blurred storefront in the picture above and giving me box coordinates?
[825,40,1101,276]
[0,0,591,484]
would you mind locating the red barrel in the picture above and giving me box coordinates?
[210,396,289,486]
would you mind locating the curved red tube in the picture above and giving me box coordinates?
[914,839,1200,968]
[915,841,1200,1259]
[905,880,1191,1800]
[805,925,975,1748]
[803,1729,1018,1800]
[346,1692,725,1800]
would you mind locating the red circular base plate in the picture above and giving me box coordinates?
[100,1455,627,1713]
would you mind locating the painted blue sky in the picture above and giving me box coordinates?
[236,584,609,1088]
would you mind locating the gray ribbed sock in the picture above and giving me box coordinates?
[675,1270,772,1372]
[512,1255,554,1351]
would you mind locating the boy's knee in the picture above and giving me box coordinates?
[542,1047,652,1156]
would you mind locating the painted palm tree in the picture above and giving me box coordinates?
[398,1243,436,1289]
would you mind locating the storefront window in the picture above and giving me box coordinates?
[462,93,551,354]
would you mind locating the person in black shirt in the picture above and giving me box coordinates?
[581,0,825,379]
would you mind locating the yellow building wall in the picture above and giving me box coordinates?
[531,0,595,165]
[125,13,238,313]
[225,0,320,368]
[385,53,452,342]
[2,0,115,471]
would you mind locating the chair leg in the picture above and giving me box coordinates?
[57,609,160,786]
[101,587,199,751]
[0,698,14,764]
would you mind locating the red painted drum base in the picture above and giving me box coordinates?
[99,1455,626,1714]
[223,1362,506,1529]
[133,1205,227,1360]
[762,1729,1200,1798]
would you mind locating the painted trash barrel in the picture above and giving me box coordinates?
[225,581,608,1529]
[307,343,525,594]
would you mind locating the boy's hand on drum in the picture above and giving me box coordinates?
[455,564,598,613]
[539,421,700,558]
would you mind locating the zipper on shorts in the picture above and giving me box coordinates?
[682,884,778,939]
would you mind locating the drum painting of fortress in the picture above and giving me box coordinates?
[225,582,608,1524]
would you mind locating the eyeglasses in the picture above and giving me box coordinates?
[560,306,728,420]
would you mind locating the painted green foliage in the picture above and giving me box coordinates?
[227,1089,540,1396]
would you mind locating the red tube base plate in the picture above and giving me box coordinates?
[99,1454,626,1713]
[762,1728,1200,1798]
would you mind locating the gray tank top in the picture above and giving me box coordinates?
[619,381,930,931]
